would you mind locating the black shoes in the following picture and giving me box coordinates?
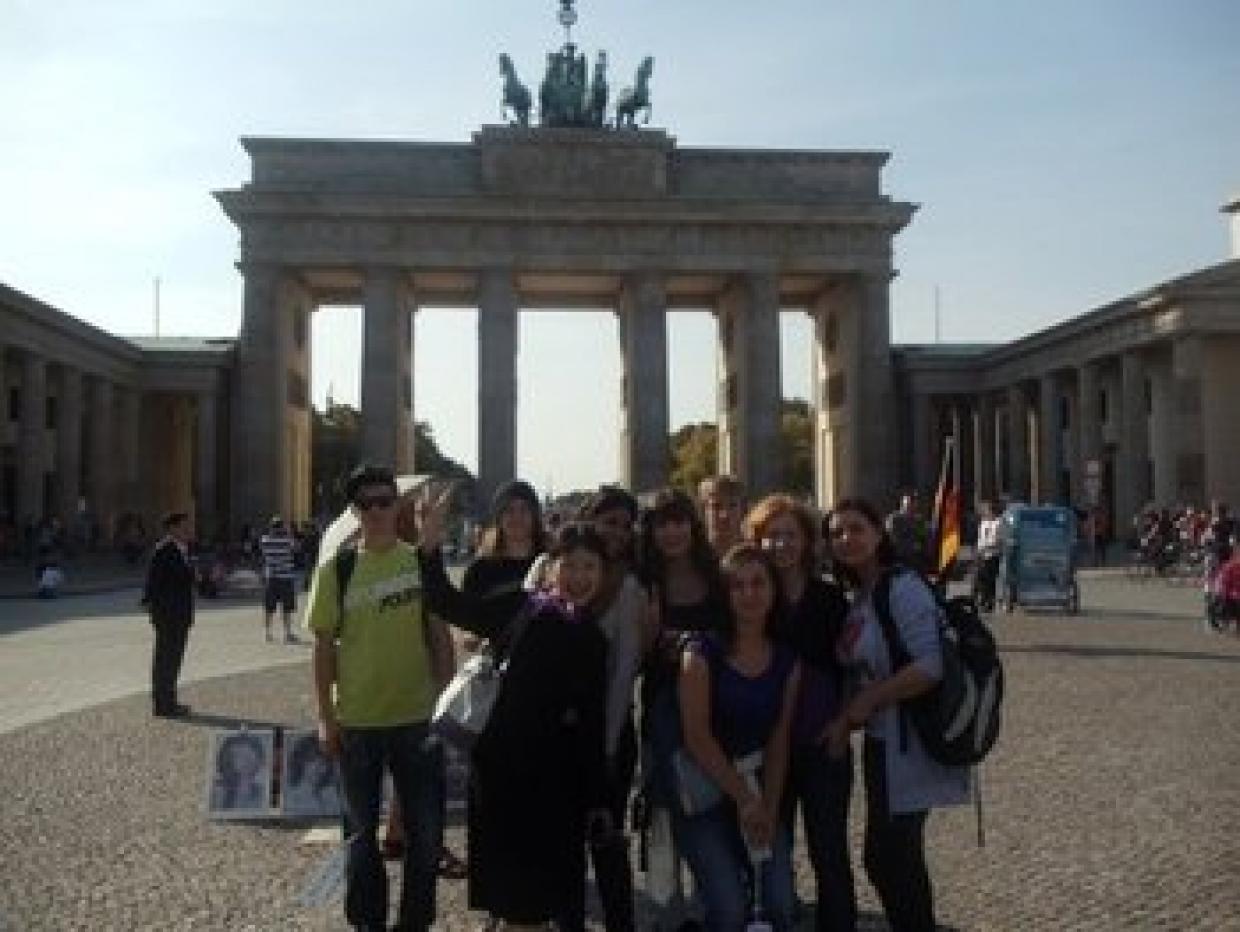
[153,702,191,719]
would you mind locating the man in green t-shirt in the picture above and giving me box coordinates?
[307,463,446,932]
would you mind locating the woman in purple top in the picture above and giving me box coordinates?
[677,543,801,930]
[745,495,855,932]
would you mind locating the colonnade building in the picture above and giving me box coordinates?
[2,129,1237,542]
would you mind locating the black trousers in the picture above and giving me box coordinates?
[862,738,935,932]
[789,741,856,932]
[559,718,637,932]
[151,620,191,712]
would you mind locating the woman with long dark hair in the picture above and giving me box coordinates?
[824,498,969,932]
[573,485,645,931]
[676,543,800,930]
[744,494,855,931]
[635,488,728,926]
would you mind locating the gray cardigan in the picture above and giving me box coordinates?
[848,572,970,814]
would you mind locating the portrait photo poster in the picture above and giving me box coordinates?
[281,728,343,819]
[205,728,276,820]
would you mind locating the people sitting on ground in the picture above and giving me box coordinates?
[744,494,856,932]
[415,497,610,932]
[676,542,801,930]
[824,497,970,932]
[36,558,66,599]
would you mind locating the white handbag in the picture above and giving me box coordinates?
[430,606,534,751]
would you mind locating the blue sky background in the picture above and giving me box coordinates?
[3,1,1238,493]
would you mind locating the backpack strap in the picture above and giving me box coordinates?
[334,545,433,651]
[871,566,914,753]
[333,546,358,639]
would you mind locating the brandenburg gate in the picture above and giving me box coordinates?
[215,9,914,527]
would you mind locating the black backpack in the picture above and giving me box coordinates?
[873,568,1003,766]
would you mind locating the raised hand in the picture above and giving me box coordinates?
[414,481,454,552]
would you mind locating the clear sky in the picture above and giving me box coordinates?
[3,0,1238,493]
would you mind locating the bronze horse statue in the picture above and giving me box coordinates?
[499,53,531,127]
[615,56,653,129]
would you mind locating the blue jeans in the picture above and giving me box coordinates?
[673,803,796,931]
[339,723,445,930]
[789,742,856,931]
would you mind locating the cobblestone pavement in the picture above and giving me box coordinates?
[2,578,1239,930]
[0,588,306,735]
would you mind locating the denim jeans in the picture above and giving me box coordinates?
[673,802,796,931]
[788,742,856,932]
[339,722,445,931]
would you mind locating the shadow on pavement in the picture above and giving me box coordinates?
[1003,643,1240,664]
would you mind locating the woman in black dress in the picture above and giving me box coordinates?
[417,501,610,931]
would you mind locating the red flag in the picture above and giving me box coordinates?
[929,436,961,579]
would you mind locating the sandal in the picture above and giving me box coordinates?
[436,846,468,879]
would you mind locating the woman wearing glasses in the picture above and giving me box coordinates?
[744,495,855,932]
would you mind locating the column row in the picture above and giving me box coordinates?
[231,266,896,527]
[909,339,1207,529]
[0,343,140,535]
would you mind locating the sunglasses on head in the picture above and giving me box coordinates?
[354,493,396,511]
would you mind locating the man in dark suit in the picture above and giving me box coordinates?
[143,511,196,718]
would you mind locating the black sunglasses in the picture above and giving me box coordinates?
[354,493,397,511]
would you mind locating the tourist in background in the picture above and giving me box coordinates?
[142,511,196,719]
[973,501,1003,612]
[744,495,855,931]
[677,543,800,930]
[825,498,969,932]
[884,492,927,575]
[259,516,298,642]
[698,475,745,557]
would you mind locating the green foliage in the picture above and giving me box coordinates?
[311,403,476,515]
[669,422,718,494]
[667,398,814,498]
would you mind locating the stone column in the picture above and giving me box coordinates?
[116,387,141,517]
[716,272,782,497]
[1037,373,1061,504]
[855,275,897,505]
[1076,361,1101,505]
[1170,337,1205,504]
[361,267,404,467]
[231,265,285,532]
[1116,350,1149,529]
[18,351,47,523]
[910,391,935,497]
[477,268,519,513]
[1007,383,1030,501]
[196,390,218,538]
[57,366,83,524]
[1147,351,1178,507]
[89,377,116,538]
[618,270,669,493]
[973,395,996,506]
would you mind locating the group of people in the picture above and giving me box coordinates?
[305,463,968,931]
